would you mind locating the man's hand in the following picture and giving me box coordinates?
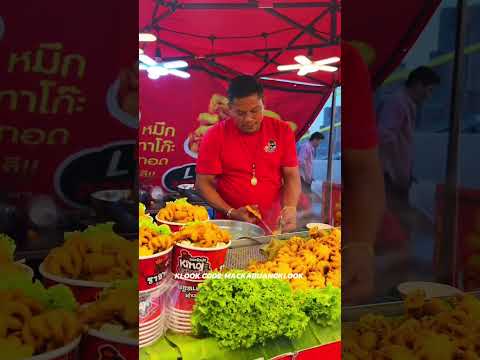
[231,207,257,223]
[278,206,297,233]
[342,246,375,305]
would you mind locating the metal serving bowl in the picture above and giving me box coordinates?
[208,219,265,240]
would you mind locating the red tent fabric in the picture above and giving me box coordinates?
[140,0,340,86]
[1,2,137,208]
[343,0,442,87]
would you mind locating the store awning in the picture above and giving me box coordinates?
[140,0,340,86]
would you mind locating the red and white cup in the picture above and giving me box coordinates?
[139,278,172,326]
[139,316,166,348]
[156,215,209,233]
[27,336,81,360]
[139,246,173,292]
[155,220,186,233]
[171,241,231,281]
[168,316,192,330]
[80,329,138,360]
[140,313,167,336]
[168,279,202,313]
[39,262,110,304]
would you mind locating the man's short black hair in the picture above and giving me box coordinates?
[406,66,440,87]
[228,75,264,102]
[309,132,324,141]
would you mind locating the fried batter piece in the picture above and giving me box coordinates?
[0,290,80,358]
[139,226,175,256]
[172,222,231,248]
[248,228,341,290]
[343,291,480,360]
[156,199,209,223]
[44,230,136,282]
[80,286,137,339]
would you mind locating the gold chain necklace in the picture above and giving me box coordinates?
[239,129,263,187]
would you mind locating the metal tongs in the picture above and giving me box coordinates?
[246,205,279,235]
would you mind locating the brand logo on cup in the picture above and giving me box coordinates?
[97,344,126,360]
[139,298,152,318]
[177,250,212,276]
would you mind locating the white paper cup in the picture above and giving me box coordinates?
[27,336,81,360]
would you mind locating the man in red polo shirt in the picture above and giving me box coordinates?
[195,75,301,233]
[342,41,386,304]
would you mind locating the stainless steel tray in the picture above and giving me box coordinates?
[230,230,310,248]
[342,291,480,322]
[225,231,310,269]
[208,220,265,242]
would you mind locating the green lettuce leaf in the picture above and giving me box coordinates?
[191,270,309,350]
[294,285,341,328]
[174,198,189,205]
[83,222,115,234]
[139,217,171,234]
[0,273,78,311]
[46,284,77,311]
[0,233,16,261]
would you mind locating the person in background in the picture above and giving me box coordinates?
[377,66,440,229]
[196,75,301,233]
[342,41,386,304]
[298,132,324,194]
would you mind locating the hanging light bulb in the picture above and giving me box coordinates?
[147,66,168,79]
[168,69,191,78]
[278,56,339,76]
[163,60,188,69]
[139,33,157,42]
[139,54,157,66]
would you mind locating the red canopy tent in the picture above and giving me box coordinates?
[139,0,341,87]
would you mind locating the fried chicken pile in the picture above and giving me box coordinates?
[0,290,81,359]
[139,226,175,256]
[80,285,138,339]
[173,222,231,248]
[156,198,209,223]
[44,224,136,282]
[248,228,341,290]
[343,290,480,360]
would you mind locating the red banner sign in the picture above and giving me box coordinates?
[139,68,325,191]
[0,3,137,208]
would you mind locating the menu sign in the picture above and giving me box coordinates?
[0,3,137,208]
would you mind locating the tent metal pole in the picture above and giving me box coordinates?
[263,8,330,43]
[255,9,330,76]
[324,83,337,225]
[438,0,467,285]
[157,1,332,10]
[153,43,337,62]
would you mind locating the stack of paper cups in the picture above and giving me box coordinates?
[139,278,172,347]
[168,241,231,334]
[138,244,173,348]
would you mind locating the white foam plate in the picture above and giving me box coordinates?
[306,223,333,230]
[397,281,463,299]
